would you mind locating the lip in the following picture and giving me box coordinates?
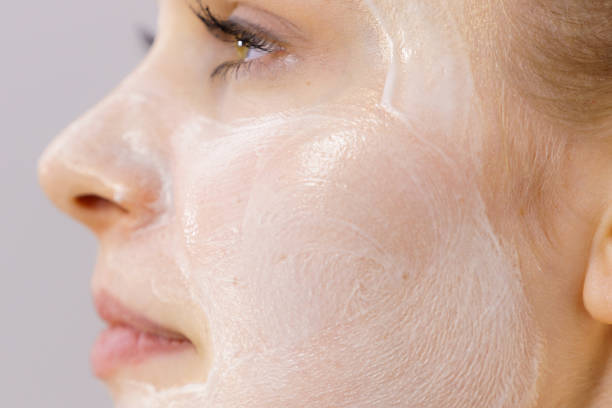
[91,291,193,378]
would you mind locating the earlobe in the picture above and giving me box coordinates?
[584,206,612,324]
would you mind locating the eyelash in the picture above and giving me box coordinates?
[190,2,282,80]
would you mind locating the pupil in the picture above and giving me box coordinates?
[236,39,248,59]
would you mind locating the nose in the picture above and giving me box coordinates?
[38,87,169,235]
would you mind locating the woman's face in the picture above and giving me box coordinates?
[39,0,550,406]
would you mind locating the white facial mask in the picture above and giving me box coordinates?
[104,106,542,408]
[54,0,545,406]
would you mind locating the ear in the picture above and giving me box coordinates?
[584,206,612,324]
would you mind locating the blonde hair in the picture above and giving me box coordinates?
[458,1,611,251]
[500,0,612,132]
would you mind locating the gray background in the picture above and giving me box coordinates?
[1,1,157,406]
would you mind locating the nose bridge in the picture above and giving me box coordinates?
[38,86,171,234]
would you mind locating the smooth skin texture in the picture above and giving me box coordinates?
[38,0,612,407]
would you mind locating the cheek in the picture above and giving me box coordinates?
[235,122,467,345]
[171,110,473,338]
[166,109,543,407]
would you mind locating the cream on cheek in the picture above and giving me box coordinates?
[106,105,543,407]
[107,1,544,407]
[113,114,543,408]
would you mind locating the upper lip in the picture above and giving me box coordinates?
[94,290,190,342]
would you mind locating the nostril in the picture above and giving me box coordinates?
[74,194,128,213]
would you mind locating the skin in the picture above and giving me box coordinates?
[38,0,612,407]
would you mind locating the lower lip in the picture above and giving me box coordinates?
[91,325,192,378]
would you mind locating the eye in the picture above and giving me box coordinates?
[235,40,268,62]
[190,2,284,80]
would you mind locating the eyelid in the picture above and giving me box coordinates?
[231,5,307,43]
[190,2,303,46]
[191,4,282,53]
[227,17,284,46]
